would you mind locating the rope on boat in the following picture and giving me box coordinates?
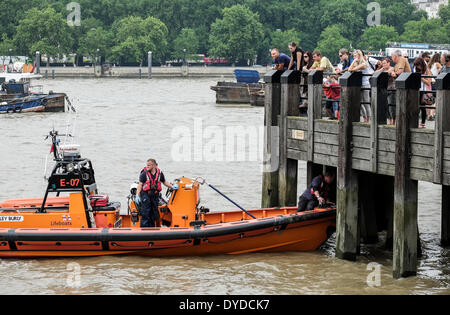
[65,95,76,112]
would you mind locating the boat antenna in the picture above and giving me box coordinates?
[44,129,72,161]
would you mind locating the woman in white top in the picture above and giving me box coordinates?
[349,50,371,123]
[427,54,442,121]
[429,53,442,77]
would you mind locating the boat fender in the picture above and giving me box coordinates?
[15,105,22,113]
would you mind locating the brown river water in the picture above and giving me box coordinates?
[0,77,448,295]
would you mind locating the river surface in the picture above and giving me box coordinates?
[0,78,448,295]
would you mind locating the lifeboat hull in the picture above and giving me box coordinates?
[0,208,335,258]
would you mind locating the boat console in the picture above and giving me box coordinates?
[0,130,121,229]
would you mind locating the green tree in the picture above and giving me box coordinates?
[316,25,351,64]
[438,4,450,23]
[111,16,168,65]
[319,0,366,45]
[69,17,105,65]
[172,28,199,60]
[400,18,447,44]
[285,1,322,52]
[269,29,301,55]
[208,4,264,64]
[359,25,399,52]
[377,0,428,34]
[78,27,113,61]
[0,0,443,65]
[0,34,14,65]
[13,7,73,63]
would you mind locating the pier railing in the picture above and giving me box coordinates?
[262,69,450,279]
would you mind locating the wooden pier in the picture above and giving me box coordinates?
[262,69,450,279]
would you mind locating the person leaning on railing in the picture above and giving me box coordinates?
[389,50,411,79]
[414,57,433,129]
[427,53,442,121]
[376,58,396,125]
[442,53,450,73]
[299,51,314,117]
[336,49,353,75]
[287,42,305,71]
[429,53,442,77]
[348,49,371,123]
[271,48,291,70]
[304,50,335,74]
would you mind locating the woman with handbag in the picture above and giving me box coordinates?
[413,58,433,129]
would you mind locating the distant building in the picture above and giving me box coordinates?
[386,42,450,58]
[411,0,448,18]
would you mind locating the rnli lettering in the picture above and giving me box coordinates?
[51,221,73,226]
[0,216,24,222]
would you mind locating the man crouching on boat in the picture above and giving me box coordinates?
[297,171,335,212]
[135,159,178,227]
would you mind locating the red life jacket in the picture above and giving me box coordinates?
[143,168,162,194]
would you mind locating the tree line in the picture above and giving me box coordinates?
[0,0,449,66]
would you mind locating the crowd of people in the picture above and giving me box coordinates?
[271,43,450,127]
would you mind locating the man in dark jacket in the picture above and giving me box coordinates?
[297,171,335,212]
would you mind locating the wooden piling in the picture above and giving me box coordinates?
[306,70,324,187]
[370,72,389,173]
[434,73,450,246]
[279,70,300,207]
[262,70,283,208]
[336,71,362,261]
[393,72,421,279]
[261,63,450,278]
[307,70,324,161]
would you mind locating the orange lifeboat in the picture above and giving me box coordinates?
[0,131,336,258]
